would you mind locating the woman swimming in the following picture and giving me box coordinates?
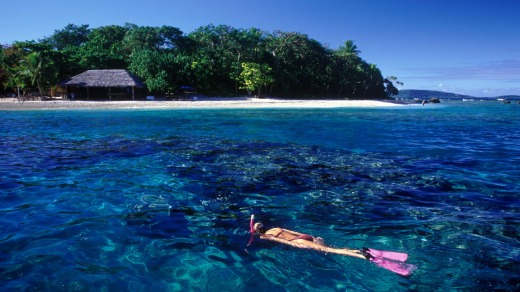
[248,215,416,276]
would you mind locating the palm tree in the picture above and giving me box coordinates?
[335,40,363,97]
[21,52,56,99]
[336,40,361,61]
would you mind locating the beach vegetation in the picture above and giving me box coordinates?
[128,48,180,93]
[238,62,275,96]
[0,45,6,94]
[1,45,27,96]
[265,31,330,96]
[43,24,91,50]
[2,41,58,98]
[384,76,403,97]
[1,23,399,99]
[78,25,128,70]
[4,64,30,98]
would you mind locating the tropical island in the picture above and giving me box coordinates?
[0,23,401,101]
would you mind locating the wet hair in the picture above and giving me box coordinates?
[315,237,325,245]
[254,222,267,234]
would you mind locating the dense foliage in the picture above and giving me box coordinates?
[0,23,400,98]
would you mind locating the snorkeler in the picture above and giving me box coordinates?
[247,215,416,276]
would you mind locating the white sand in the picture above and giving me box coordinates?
[0,97,405,110]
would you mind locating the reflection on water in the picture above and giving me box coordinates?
[0,102,519,290]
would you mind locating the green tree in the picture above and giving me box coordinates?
[42,24,91,78]
[358,63,386,98]
[5,42,59,98]
[124,24,187,93]
[238,62,274,96]
[122,24,184,52]
[129,48,181,93]
[5,66,28,97]
[331,40,365,98]
[44,24,90,50]
[336,40,361,60]
[79,25,128,69]
[2,45,27,97]
[0,45,6,94]
[20,51,57,98]
[187,25,242,94]
[186,25,269,95]
[384,76,403,97]
[2,45,26,96]
[229,27,268,94]
[265,31,329,96]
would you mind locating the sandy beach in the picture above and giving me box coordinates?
[0,97,405,110]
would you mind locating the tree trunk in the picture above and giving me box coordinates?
[363,85,369,98]
[37,80,44,100]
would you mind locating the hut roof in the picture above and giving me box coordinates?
[61,69,144,88]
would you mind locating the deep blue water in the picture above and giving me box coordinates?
[1,101,519,291]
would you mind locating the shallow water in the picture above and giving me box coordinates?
[1,101,519,291]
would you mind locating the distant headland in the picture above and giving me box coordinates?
[396,89,520,101]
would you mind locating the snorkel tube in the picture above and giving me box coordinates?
[247,214,255,246]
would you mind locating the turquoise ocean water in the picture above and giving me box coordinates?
[1,101,519,291]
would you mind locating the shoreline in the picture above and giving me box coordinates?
[0,97,407,110]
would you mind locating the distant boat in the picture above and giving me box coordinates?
[463,99,475,102]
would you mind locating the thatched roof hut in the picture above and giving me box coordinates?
[61,69,144,100]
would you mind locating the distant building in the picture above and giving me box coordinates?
[60,69,144,100]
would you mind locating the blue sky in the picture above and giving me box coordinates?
[1,0,519,97]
